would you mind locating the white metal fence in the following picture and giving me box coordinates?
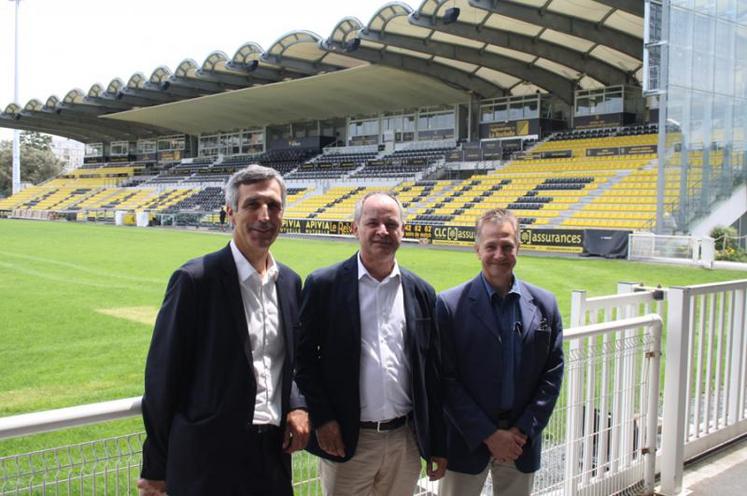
[542,315,662,496]
[660,280,747,494]
[569,279,747,495]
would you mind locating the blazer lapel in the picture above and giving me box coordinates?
[400,271,418,354]
[468,274,502,343]
[275,266,294,366]
[219,244,253,366]
[341,255,362,352]
[519,282,540,343]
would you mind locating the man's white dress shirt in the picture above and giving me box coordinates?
[357,254,412,422]
[230,240,284,426]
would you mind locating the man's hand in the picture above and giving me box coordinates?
[283,409,310,453]
[316,420,346,458]
[137,478,166,496]
[509,426,527,444]
[426,457,448,481]
[483,428,526,462]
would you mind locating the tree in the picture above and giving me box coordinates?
[0,132,66,198]
[20,131,53,151]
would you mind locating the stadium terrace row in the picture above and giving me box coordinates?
[0,125,696,233]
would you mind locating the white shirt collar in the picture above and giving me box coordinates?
[230,240,278,285]
[356,252,401,283]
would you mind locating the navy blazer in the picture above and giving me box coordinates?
[140,244,303,495]
[438,274,564,474]
[296,253,447,462]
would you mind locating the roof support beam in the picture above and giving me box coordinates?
[594,0,644,18]
[117,88,179,105]
[11,112,133,141]
[112,92,165,108]
[193,71,256,87]
[163,77,240,94]
[156,82,211,99]
[55,105,168,138]
[81,96,134,112]
[31,108,166,140]
[0,115,94,142]
[193,66,296,87]
[407,16,631,86]
[224,63,301,83]
[467,0,642,60]
[261,55,343,75]
[32,111,148,140]
[361,30,575,103]
[326,44,503,99]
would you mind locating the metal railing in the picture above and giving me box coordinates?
[660,280,747,494]
[569,279,747,495]
[545,315,662,496]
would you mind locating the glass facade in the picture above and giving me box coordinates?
[136,140,157,155]
[84,143,103,158]
[574,86,631,116]
[647,0,747,231]
[199,130,264,157]
[480,95,540,123]
[109,141,129,157]
[157,135,185,152]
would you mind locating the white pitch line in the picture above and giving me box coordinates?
[0,260,160,293]
[0,250,163,285]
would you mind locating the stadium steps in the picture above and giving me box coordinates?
[349,163,367,178]
[414,160,445,182]
[403,180,460,221]
[53,188,103,211]
[286,187,318,209]
[74,188,121,209]
[545,170,634,227]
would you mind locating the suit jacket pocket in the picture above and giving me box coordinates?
[533,328,551,356]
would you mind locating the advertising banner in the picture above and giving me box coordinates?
[519,228,584,253]
[283,220,586,253]
[479,119,537,139]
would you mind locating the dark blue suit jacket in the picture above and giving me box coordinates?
[296,253,447,462]
[437,274,564,474]
[140,244,303,495]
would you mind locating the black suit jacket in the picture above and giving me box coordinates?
[296,253,446,462]
[140,244,303,495]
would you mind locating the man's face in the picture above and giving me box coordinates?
[227,179,283,257]
[475,220,519,282]
[352,194,404,262]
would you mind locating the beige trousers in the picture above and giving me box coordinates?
[319,424,422,496]
[438,458,534,496]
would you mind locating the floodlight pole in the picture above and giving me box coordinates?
[9,0,22,195]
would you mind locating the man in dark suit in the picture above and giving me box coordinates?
[437,208,564,496]
[296,191,448,496]
[137,165,309,496]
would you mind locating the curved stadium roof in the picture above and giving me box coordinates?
[0,0,644,143]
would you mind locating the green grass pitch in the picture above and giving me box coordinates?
[0,218,742,457]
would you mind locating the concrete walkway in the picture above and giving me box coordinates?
[676,436,747,495]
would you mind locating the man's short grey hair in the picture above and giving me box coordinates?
[225,164,287,211]
[353,191,404,224]
[475,208,520,246]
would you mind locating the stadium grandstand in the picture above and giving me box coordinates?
[1,0,745,255]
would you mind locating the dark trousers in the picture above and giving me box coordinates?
[165,426,293,496]
[243,426,293,496]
